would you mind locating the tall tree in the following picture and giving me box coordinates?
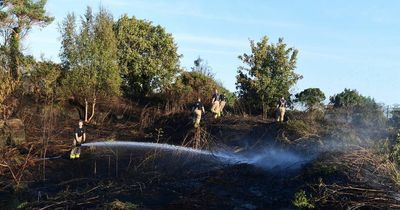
[295,88,326,111]
[0,0,53,80]
[59,7,121,122]
[236,36,302,116]
[114,15,180,98]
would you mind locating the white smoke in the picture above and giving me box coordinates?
[83,141,310,170]
[214,147,310,170]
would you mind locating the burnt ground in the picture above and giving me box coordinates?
[0,146,306,210]
[2,143,399,210]
[1,101,400,209]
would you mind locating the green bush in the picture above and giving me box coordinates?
[295,88,325,111]
[391,130,400,166]
[27,60,61,101]
[103,200,138,210]
[391,107,400,128]
[170,71,235,107]
[114,15,180,98]
[293,190,315,209]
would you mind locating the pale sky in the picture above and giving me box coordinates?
[25,0,400,105]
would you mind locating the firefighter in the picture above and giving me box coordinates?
[211,89,220,119]
[276,97,287,122]
[192,98,205,128]
[219,93,226,116]
[70,120,86,159]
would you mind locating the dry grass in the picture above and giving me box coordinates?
[311,148,400,209]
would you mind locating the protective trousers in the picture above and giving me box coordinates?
[70,137,83,159]
[211,101,220,117]
[194,109,202,127]
[277,107,286,122]
[219,101,226,114]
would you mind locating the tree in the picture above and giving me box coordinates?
[330,89,365,108]
[191,56,214,78]
[0,65,15,105]
[236,36,302,116]
[391,107,400,128]
[0,0,54,80]
[330,89,386,128]
[114,15,180,98]
[171,70,234,109]
[27,59,61,102]
[59,7,121,122]
[172,71,217,104]
[295,88,325,111]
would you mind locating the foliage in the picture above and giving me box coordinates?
[172,71,217,103]
[59,7,121,102]
[391,130,400,166]
[0,0,54,79]
[293,190,315,209]
[352,98,386,128]
[191,56,214,78]
[171,70,235,108]
[295,88,325,111]
[27,60,61,101]
[103,200,138,210]
[375,138,391,160]
[114,15,180,98]
[330,88,366,108]
[236,36,302,115]
[329,89,386,128]
[391,107,400,128]
[16,202,28,209]
[0,67,16,104]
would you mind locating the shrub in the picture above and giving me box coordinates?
[391,130,400,166]
[168,71,235,109]
[103,200,138,210]
[293,190,315,209]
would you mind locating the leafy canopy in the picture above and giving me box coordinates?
[236,36,302,114]
[330,88,370,108]
[59,7,121,102]
[114,15,180,98]
[295,88,326,110]
[0,0,54,79]
[171,57,235,107]
[330,88,386,128]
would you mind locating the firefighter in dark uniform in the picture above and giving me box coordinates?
[70,120,86,159]
[193,98,206,128]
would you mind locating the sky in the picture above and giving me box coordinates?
[25,0,400,105]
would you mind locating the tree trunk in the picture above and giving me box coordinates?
[85,99,88,122]
[87,98,96,122]
[85,97,96,123]
[10,27,20,80]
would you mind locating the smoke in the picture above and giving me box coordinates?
[214,146,311,170]
[83,141,312,171]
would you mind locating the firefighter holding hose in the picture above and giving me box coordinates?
[70,120,86,159]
